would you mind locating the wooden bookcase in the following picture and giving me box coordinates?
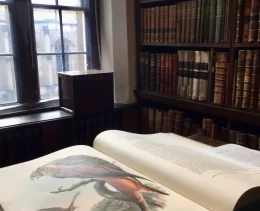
[135,0,260,127]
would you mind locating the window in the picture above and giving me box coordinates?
[0,0,99,114]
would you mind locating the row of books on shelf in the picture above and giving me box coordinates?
[142,107,260,150]
[140,50,260,110]
[140,0,230,44]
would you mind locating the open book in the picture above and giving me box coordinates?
[1,130,260,211]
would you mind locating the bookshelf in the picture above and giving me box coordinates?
[135,0,260,127]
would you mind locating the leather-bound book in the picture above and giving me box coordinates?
[177,51,184,97]
[208,0,217,43]
[176,3,182,43]
[148,108,156,133]
[232,60,238,107]
[169,54,174,95]
[258,1,260,41]
[214,52,228,105]
[202,117,208,130]
[144,9,148,43]
[165,54,170,95]
[235,50,246,108]
[144,52,150,91]
[192,51,201,100]
[242,50,253,109]
[150,53,157,92]
[162,111,169,132]
[235,0,245,43]
[168,5,174,43]
[203,0,210,43]
[181,2,187,43]
[174,111,184,135]
[168,110,176,132]
[220,127,229,142]
[183,119,192,137]
[199,0,206,43]
[229,130,238,144]
[164,6,169,43]
[211,124,219,139]
[155,7,160,42]
[147,8,151,42]
[142,107,150,134]
[206,119,213,137]
[222,0,230,42]
[243,0,253,42]
[236,133,248,146]
[199,51,209,102]
[183,51,189,98]
[140,9,144,43]
[160,53,166,94]
[150,7,156,42]
[248,134,259,150]
[140,52,146,90]
[190,0,198,43]
[155,109,163,133]
[185,1,192,43]
[156,53,161,92]
[249,0,259,42]
[188,51,195,99]
[172,5,177,43]
[160,6,165,43]
[196,0,203,43]
[215,0,224,43]
[250,50,260,109]
[173,53,178,95]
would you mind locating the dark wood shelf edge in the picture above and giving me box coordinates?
[135,90,260,126]
[142,42,230,48]
[234,43,260,48]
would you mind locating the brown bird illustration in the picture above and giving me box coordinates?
[31,155,169,211]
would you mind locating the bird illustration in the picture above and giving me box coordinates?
[31,155,169,211]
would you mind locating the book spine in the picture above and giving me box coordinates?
[169,54,174,95]
[199,0,206,42]
[160,53,165,94]
[144,9,147,43]
[186,1,192,43]
[208,0,217,43]
[203,0,210,42]
[192,51,201,100]
[164,6,169,43]
[188,51,195,99]
[183,51,189,98]
[181,2,187,43]
[144,52,150,91]
[148,108,156,133]
[172,5,177,43]
[160,6,165,43]
[155,109,163,132]
[215,0,224,43]
[199,51,209,101]
[206,119,213,137]
[177,51,183,97]
[243,0,253,42]
[229,130,238,144]
[168,5,174,43]
[223,0,230,42]
[165,54,170,95]
[232,60,238,107]
[242,50,253,109]
[196,0,202,43]
[150,53,157,92]
[162,111,169,132]
[140,9,144,43]
[235,50,247,108]
[211,124,219,139]
[156,53,161,93]
[258,0,260,41]
[176,3,182,43]
[168,110,176,132]
[248,134,259,149]
[147,8,151,42]
[190,0,198,43]
[140,52,145,90]
[236,133,248,146]
[150,7,156,43]
[250,50,260,109]
[174,111,184,135]
[249,0,259,42]
[173,54,178,95]
[155,7,160,42]
[183,119,192,137]
[235,0,244,42]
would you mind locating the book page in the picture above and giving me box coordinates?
[94,130,260,211]
[211,144,260,168]
[0,145,208,211]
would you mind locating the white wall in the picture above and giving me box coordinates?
[100,0,136,104]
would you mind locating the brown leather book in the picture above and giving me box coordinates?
[200,0,206,43]
[142,107,150,134]
[173,54,178,95]
[155,7,160,42]
[174,111,184,135]
[229,130,238,144]
[196,0,203,43]
[150,53,157,91]
[203,0,210,43]
[258,0,260,41]
[214,52,228,105]
[220,127,230,143]
[160,6,165,43]
[144,52,150,91]
[186,1,192,43]
[147,8,151,43]
[168,5,174,43]
[190,0,198,43]
[164,6,169,43]
[181,2,187,43]
[206,119,214,137]
[232,60,238,107]
[162,111,169,132]
[250,50,260,109]
[183,51,189,98]
[172,5,177,43]
[177,51,184,97]
[148,108,156,133]
[165,54,170,95]
[144,9,148,43]
[199,51,210,102]
[176,3,182,43]
[223,0,230,43]
[235,0,245,42]
[160,53,165,94]
[155,109,163,133]
[236,133,248,146]
[150,7,156,43]
[211,124,219,139]
[242,50,253,109]
[168,110,176,132]
[156,53,161,92]
[140,9,144,43]
[248,134,259,150]
[169,54,174,95]
[235,50,247,108]
[243,0,253,42]
[183,119,192,137]
[249,0,259,42]
[188,51,195,99]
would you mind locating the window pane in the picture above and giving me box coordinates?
[62,10,86,52]
[0,56,17,105]
[58,0,81,7]
[31,0,56,5]
[0,5,13,54]
[65,54,87,71]
[33,9,62,53]
[38,55,62,99]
